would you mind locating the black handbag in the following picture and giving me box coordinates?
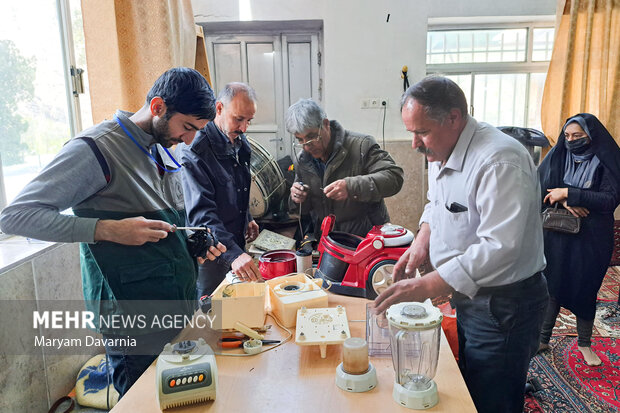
[541,204,581,234]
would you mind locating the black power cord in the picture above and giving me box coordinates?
[381,100,387,150]
[105,353,111,410]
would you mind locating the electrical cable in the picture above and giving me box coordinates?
[401,65,410,92]
[214,313,293,357]
[290,138,305,243]
[298,202,303,242]
[381,103,387,150]
[105,353,111,411]
[303,267,332,291]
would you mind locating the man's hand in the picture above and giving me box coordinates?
[231,253,263,282]
[393,223,430,282]
[373,271,453,314]
[544,188,568,205]
[197,242,227,265]
[95,216,172,245]
[290,182,308,204]
[323,179,348,201]
[245,220,259,242]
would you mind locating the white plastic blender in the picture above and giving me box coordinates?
[386,301,443,409]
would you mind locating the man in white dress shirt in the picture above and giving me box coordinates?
[374,76,549,413]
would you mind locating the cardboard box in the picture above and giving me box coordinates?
[210,280,266,330]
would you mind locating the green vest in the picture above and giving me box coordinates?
[73,113,196,335]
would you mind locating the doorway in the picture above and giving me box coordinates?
[202,22,322,161]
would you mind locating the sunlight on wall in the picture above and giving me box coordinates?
[239,0,252,21]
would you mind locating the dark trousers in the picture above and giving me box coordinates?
[196,259,230,301]
[453,273,549,413]
[104,327,182,399]
[540,295,595,347]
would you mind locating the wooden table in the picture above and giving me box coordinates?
[111,294,476,412]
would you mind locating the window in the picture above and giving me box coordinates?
[426,24,554,131]
[428,28,528,64]
[0,0,90,218]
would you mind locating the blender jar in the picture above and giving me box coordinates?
[386,301,443,409]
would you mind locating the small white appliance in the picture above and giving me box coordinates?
[335,337,377,393]
[156,338,217,410]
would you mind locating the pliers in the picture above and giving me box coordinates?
[218,334,280,349]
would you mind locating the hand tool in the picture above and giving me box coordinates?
[218,337,280,349]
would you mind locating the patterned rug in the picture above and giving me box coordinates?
[598,267,620,301]
[550,267,620,339]
[525,336,620,413]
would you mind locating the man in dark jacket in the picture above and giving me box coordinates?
[181,83,262,299]
[287,99,404,239]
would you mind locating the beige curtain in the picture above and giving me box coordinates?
[81,0,197,123]
[541,0,620,145]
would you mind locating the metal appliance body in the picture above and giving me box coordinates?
[258,249,297,279]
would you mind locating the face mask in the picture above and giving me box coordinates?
[565,137,591,155]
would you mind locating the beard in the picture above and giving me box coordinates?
[152,115,175,148]
[223,127,244,140]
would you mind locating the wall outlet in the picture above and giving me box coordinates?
[361,98,388,109]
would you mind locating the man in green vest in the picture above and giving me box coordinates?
[0,67,226,398]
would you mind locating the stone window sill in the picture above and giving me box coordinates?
[0,235,59,273]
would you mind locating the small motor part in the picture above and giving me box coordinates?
[186,230,219,258]
[243,339,263,354]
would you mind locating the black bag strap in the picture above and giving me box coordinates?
[77,137,111,184]
[47,396,74,413]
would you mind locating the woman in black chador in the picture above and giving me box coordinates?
[538,113,620,366]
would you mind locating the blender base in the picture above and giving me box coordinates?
[392,380,438,410]
[335,363,377,393]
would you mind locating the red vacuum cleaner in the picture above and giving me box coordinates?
[316,215,414,299]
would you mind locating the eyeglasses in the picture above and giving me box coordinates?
[293,125,322,150]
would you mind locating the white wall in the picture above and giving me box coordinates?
[427,0,555,18]
[192,0,428,141]
[192,0,559,228]
[192,0,557,141]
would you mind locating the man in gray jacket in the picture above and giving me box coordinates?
[287,99,404,239]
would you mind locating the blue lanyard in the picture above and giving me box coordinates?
[114,115,182,173]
